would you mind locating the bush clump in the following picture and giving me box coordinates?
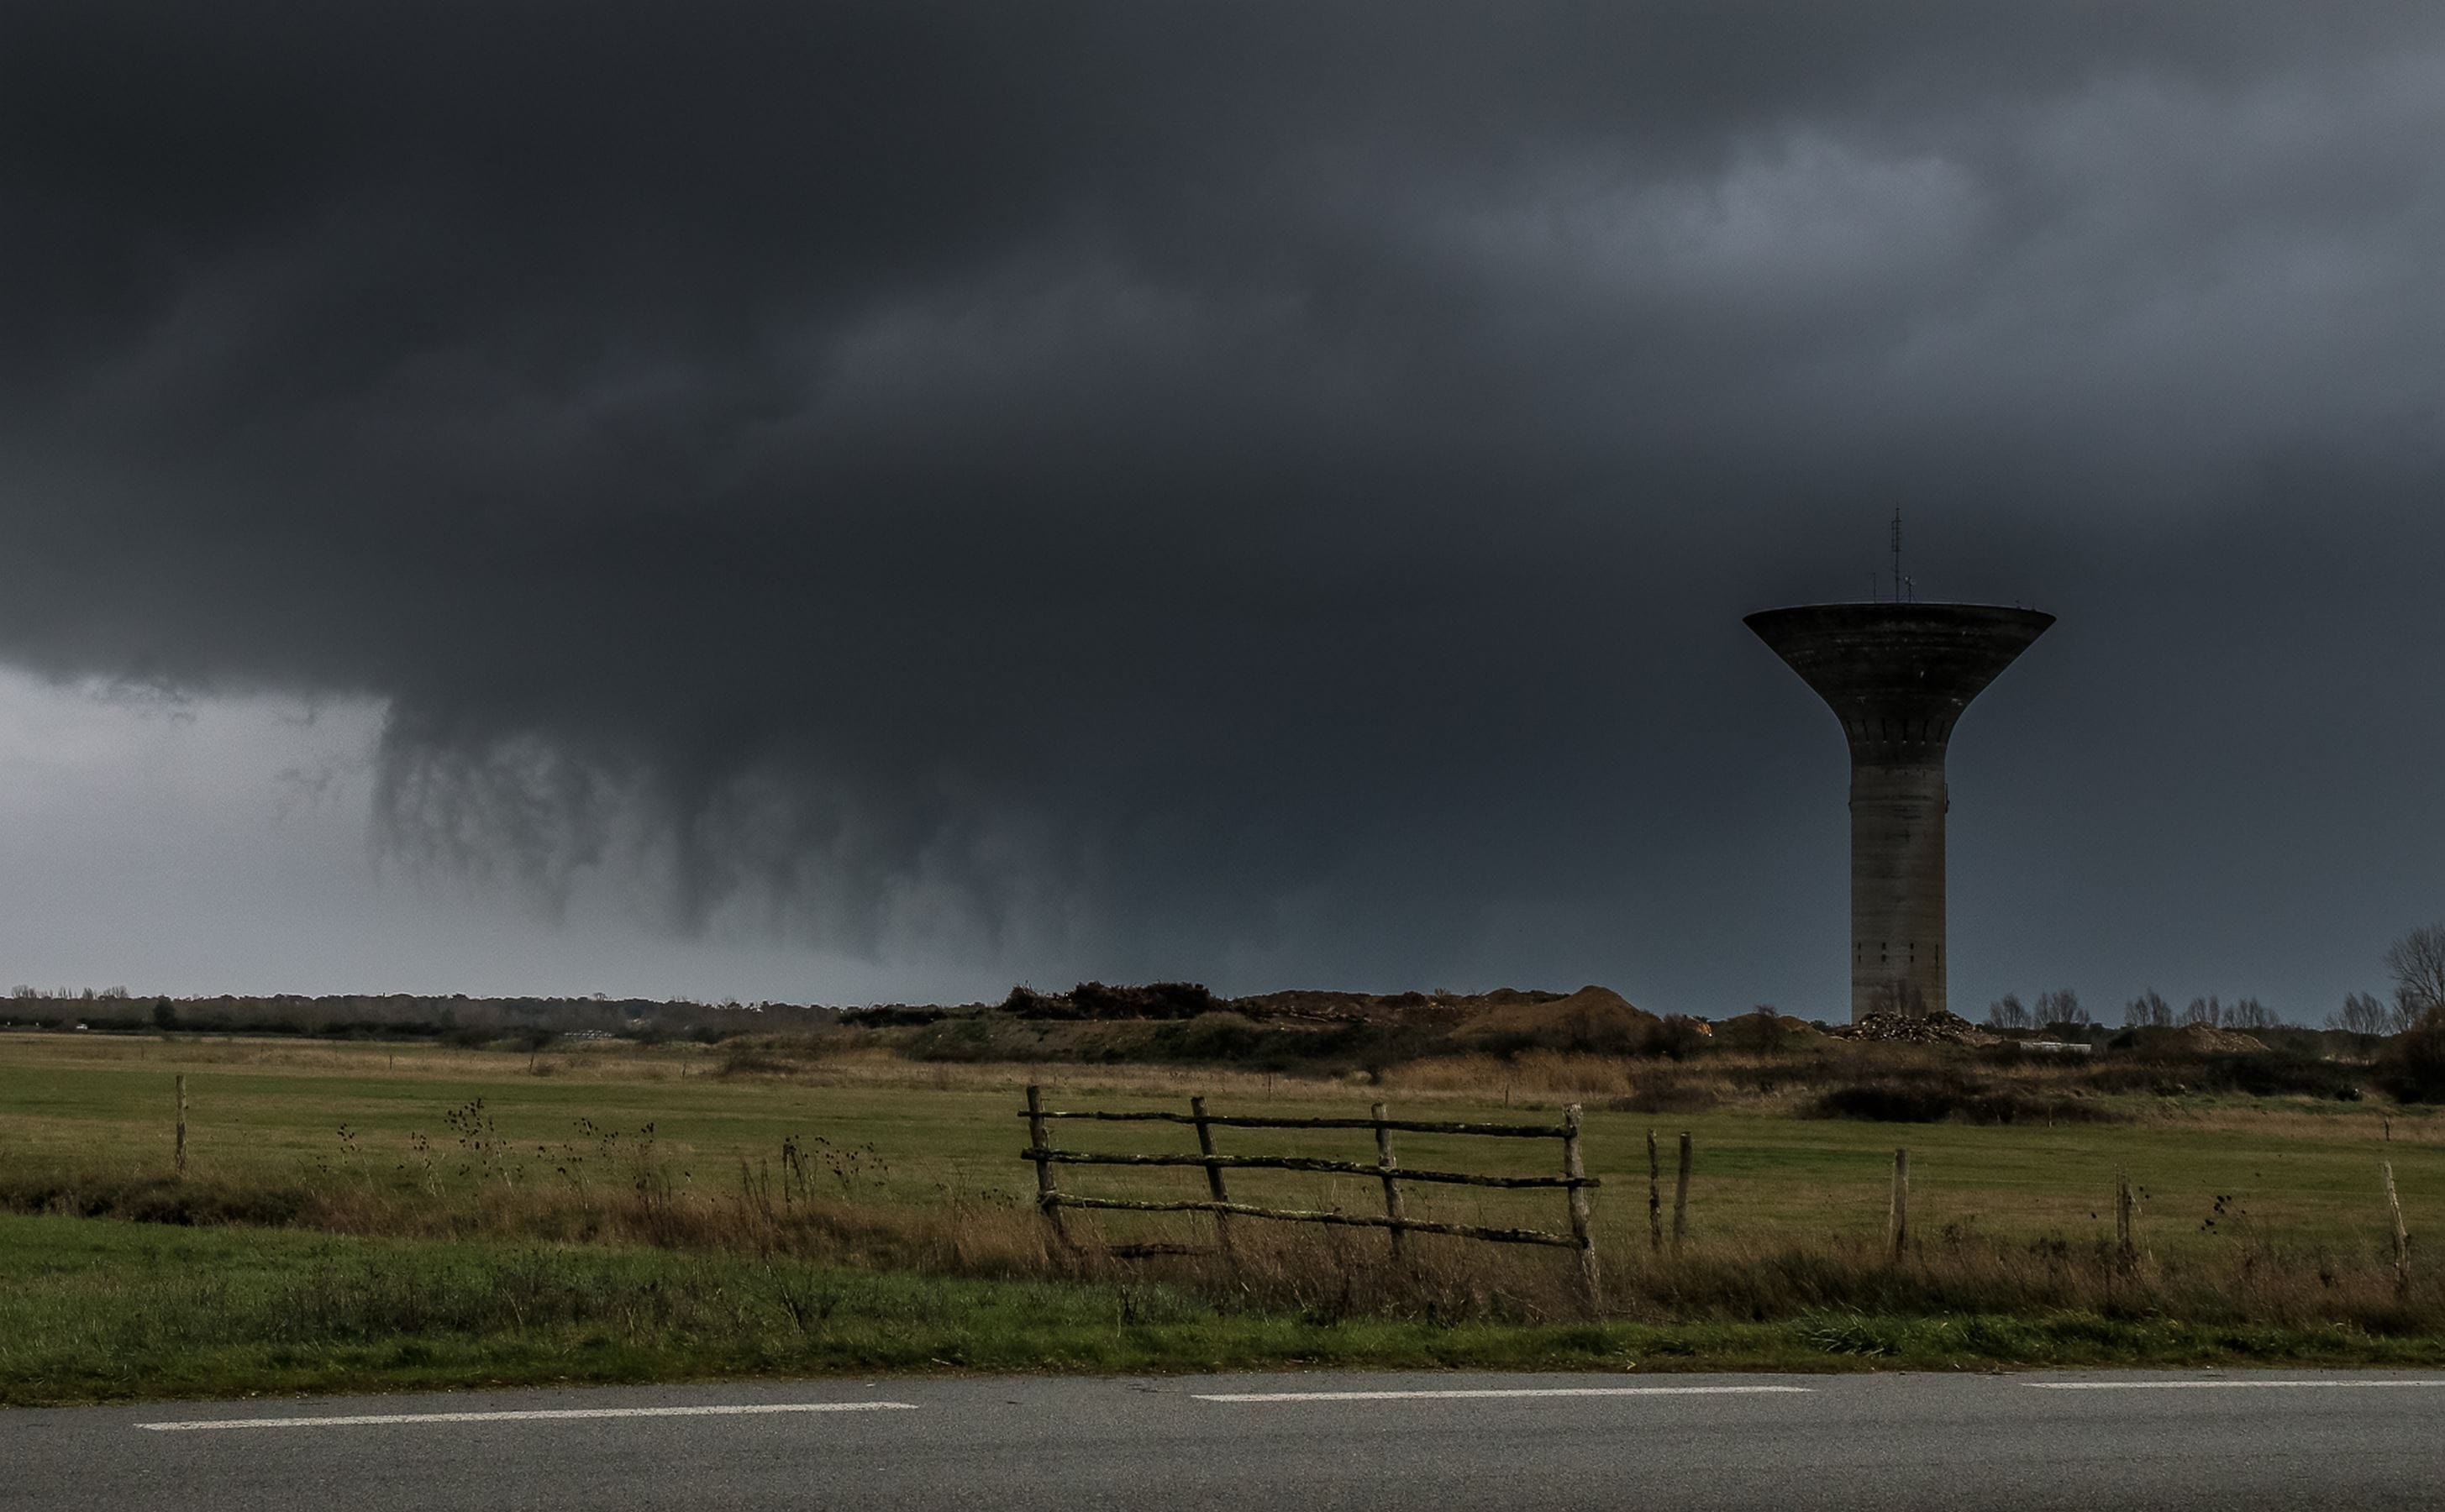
[0,1174,312,1227]
[2090,1051,2363,1101]
[1607,1075,1721,1115]
[1003,982,1218,1021]
[1810,1071,2121,1126]
[839,1005,947,1028]
[2375,1018,2445,1103]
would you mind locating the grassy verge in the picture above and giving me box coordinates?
[8,1213,2445,1408]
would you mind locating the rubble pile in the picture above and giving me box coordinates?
[1835,1011,1984,1045]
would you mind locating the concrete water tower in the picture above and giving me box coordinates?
[1746,559,2051,1022]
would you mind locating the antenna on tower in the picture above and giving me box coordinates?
[1889,508,1905,602]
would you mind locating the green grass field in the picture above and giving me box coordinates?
[6,1032,2445,1402]
[1,1033,2432,1257]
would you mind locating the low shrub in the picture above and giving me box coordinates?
[1005,982,1219,1021]
[1713,1011,1815,1056]
[1144,1013,1270,1063]
[1809,1071,2120,1126]
[840,1005,947,1028]
[2375,1019,2445,1103]
[1608,1075,1721,1115]
[0,1174,313,1227]
[2090,1052,2363,1100]
[900,1016,998,1062]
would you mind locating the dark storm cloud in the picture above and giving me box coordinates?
[4,3,2442,1007]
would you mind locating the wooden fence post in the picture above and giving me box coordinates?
[2385,1161,2411,1293]
[1563,1104,1600,1305]
[1645,1130,1663,1252]
[2115,1169,2136,1273]
[1025,1084,1073,1251]
[175,1074,188,1180]
[1192,1095,1234,1262]
[1672,1132,1692,1252]
[1888,1147,1909,1263]
[1371,1101,1407,1263]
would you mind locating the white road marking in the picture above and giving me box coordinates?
[2027,1379,2445,1392]
[1195,1385,1815,1403]
[139,1402,918,1432]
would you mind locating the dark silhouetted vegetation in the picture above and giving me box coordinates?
[1810,1069,2122,1125]
[1003,981,1220,1020]
[2375,1014,2445,1103]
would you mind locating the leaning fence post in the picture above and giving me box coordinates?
[1888,1147,1909,1263]
[1672,1131,1692,1252]
[1563,1103,1600,1305]
[1645,1130,1663,1252]
[1193,1095,1235,1262]
[2385,1160,2411,1293]
[1372,1101,1407,1263]
[1025,1084,1073,1251]
[175,1074,188,1180]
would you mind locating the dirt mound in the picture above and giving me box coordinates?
[1711,1010,1825,1050]
[1228,987,1563,1024]
[1475,987,1555,1008]
[2110,1022,2274,1057]
[1835,1011,1985,1045]
[1456,985,1664,1053]
[2169,1021,2269,1054]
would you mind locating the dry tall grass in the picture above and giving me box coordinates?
[8,1030,2427,1140]
[347,1175,2445,1339]
[13,1131,2437,1341]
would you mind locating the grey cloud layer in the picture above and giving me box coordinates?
[3,3,2441,1005]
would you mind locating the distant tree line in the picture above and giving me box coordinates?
[2083,921,2445,1038]
[2328,921,2445,1035]
[0,990,846,1041]
[1985,990,2087,1032]
[2115,991,2281,1031]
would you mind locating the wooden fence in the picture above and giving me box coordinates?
[1020,1085,1602,1300]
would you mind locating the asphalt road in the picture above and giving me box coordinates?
[6,1369,2443,1511]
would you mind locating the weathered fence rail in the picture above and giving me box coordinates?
[1027,1149,1585,1189]
[1018,1085,1602,1300]
[1026,1110,1571,1137]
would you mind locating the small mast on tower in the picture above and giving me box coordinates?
[1745,529,2050,1022]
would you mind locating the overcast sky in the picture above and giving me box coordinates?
[3,3,2441,1016]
